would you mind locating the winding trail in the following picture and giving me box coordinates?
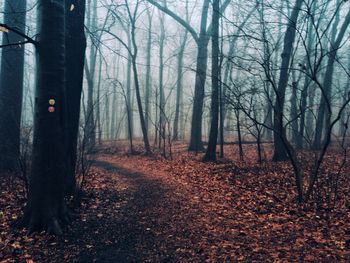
[74,154,349,262]
[78,157,205,262]
[1,151,348,262]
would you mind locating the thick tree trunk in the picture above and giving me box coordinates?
[64,0,87,194]
[24,0,67,235]
[272,0,303,162]
[0,0,26,172]
[203,0,220,161]
[188,0,210,152]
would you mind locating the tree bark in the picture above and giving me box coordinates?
[24,0,67,235]
[127,1,151,153]
[145,7,153,133]
[188,0,210,152]
[297,9,314,149]
[84,0,99,151]
[313,9,350,149]
[96,56,103,144]
[158,12,166,149]
[290,74,299,145]
[272,0,303,162]
[173,0,189,141]
[236,109,244,161]
[64,0,87,194]
[172,33,187,141]
[203,0,220,161]
[110,83,117,139]
[125,27,134,141]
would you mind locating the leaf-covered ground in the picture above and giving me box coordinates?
[1,144,350,262]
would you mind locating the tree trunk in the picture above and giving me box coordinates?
[84,0,99,151]
[222,6,255,123]
[290,76,299,145]
[264,83,274,141]
[313,10,350,149]
[126,29,134,141]
[298,76,310,148]
[145,7,153,133]
[297,2,315,149]
[203,0,220,162]
[64,0,87,194]
[272,0,303,162]
[24,0,67,235]
[128,6,151,153]
[219,59,224,158]
[96,55,103,144]
[188,0,210,152]
[258,0,273,141]
[147,0,231,152]
[84,62,95,150]
[110,83,117,140]
[104,90,110,140]
[158,13,166,149]
[173,31,187,141]
[0,0,26,172]
[236,109,244,161]
[173,1,189,141]
[305,83,316,140]
[339,55,350,137]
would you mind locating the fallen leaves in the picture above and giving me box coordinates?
[0,144,349,262]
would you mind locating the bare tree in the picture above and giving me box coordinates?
[147,0,231,152]
[272,0,303,161]
[203,0,220,161]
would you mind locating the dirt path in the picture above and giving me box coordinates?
[76,155,350,262]
[1,152,349,262]
[78,158,205,262]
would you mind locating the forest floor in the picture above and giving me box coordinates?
[1,143,350,262]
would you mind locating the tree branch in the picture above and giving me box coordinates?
[146,0,199,43]
[0,40,30,48]
[0,23,38,46]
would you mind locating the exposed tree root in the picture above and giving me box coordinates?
[17,202,73,235]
